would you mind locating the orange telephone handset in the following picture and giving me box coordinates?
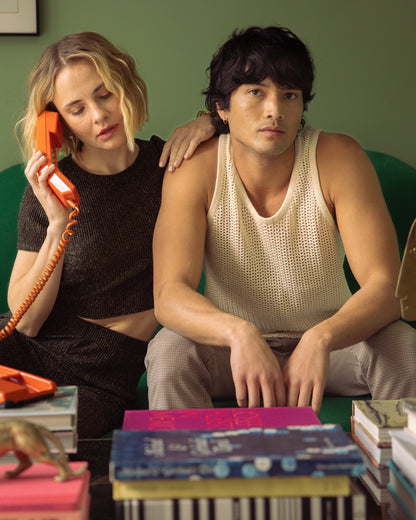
[36,111,80,208]
[0,364,57,407]
[0,112,80,342]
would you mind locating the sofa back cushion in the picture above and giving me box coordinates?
[0,151,415,320]
[0,164,26,312]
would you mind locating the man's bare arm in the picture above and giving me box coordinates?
[152,138,286,408]
[283,132,401,412]
[317,132,400,343]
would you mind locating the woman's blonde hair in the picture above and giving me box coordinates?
[16,32,148,160]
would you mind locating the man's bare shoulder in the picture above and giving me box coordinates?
[316,130,383,216]
[317,131,374,179]
[174,136,219,177]
[317,131,366,160]
[161,136,219,208]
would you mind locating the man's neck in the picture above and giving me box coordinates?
[231,139,296,218]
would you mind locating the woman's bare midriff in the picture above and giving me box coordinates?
[80,308,159,342]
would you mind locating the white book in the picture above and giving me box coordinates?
[0,386,78,430]
[0,428,78,465]
[359,470,390,505]
[356,443,390,486]
[390,429,416,489]
[352,399,406,443]
[351,418,391,465]
[400,397,416,436]
[387,460,416,520]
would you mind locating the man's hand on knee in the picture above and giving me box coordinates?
[229,326,286,408]
[282,332,329,414]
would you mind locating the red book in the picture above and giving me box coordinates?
[0,461,90,512]
[122,406,321,431]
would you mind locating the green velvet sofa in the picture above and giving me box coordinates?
[1,150,415,432]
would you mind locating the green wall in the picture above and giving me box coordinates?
[0,0,415,171]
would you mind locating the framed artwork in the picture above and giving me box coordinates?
[0,0,38,36]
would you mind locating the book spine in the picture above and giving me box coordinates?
[388,462,416,514]
[387,484,414,520]
[112,458,362,481]
[405,410,416,436]
[112,475,351,500]
[122,407,321,431]
[392,442,416,489]
[0,509,86,520]
[114,494,366,520]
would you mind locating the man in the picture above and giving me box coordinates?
[146,26,416,413]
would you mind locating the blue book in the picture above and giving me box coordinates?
[110,424,365,481]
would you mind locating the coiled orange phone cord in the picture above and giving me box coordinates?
[0,201,79,340]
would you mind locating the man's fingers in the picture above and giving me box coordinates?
[310,385,324,415]
[261,385,277,408]
[275,380,286,407]
[247,382,261,408]
[262,378,287,407]
[234,379,248,408]
[286,384,299,408]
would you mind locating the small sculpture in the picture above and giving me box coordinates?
[396,218,416,321]
[0,419,86,481]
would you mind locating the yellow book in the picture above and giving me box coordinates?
[112,475,350,500]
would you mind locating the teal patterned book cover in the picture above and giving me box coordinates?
[110,424,365,481]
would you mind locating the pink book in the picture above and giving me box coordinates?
[0,461,90,512]
[122,406,321,431]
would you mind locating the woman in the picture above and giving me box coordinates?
[0,32,214,438]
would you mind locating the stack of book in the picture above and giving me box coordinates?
[387,397,416,520]
[351,398,407,507]
[0,461,90,520]
[110,408,367,520]
[0,385,79,461]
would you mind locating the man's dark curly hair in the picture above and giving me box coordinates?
[203,26,315,134]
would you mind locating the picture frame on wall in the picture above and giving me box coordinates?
[0,0,38,36]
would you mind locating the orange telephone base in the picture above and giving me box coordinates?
[0,365,58,408]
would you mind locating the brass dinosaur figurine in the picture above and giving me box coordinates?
[0,420,86,481]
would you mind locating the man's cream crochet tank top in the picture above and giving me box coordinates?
[204,127,352,339]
